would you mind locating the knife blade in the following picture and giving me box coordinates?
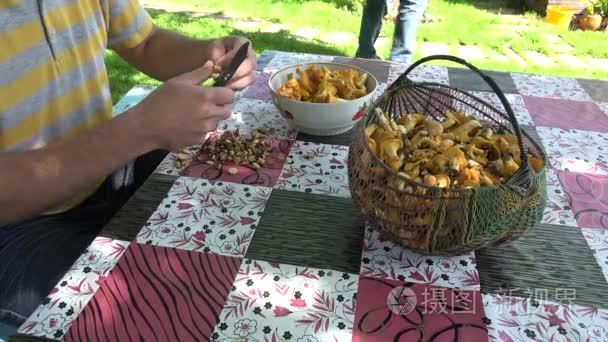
[212,41,250,87]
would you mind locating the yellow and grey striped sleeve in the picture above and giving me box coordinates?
[102,0,154,49]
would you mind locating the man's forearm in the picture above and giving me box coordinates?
[117,27,219,82]
[0,108,155,224]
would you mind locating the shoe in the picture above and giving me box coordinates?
[355,54,382,60]
[389,55,412,64]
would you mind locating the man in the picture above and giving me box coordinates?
[0,0,257,331]
[356,0,428,63]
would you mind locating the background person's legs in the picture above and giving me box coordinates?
[390,0,428,63]
[356,0,386,59]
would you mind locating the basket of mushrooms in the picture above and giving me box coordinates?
[348,55,547,256]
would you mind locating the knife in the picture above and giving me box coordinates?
[212,41,250,87]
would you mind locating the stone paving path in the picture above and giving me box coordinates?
[140,0,607,71]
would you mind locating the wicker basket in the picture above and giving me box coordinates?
[348,55,547,256]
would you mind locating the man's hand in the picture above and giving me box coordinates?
[209,36,257,90]
[115,28,257,90]
[130,61,235,151]
[0,61,236,223]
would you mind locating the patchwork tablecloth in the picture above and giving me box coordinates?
[16,50,608,342]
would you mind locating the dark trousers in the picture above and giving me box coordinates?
[356,0,428,63]
[0,150,167,329]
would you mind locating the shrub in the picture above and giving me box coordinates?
[593,0,608,16]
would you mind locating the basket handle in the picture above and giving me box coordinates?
[394,54,537,196]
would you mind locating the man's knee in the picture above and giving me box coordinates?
[0,288,45,326]
[0,216,101,324]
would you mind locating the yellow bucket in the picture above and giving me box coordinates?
[545,5,575,30]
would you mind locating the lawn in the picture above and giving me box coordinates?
[106,0,608,103]
[416,0,608,59]
[106,7,354,103]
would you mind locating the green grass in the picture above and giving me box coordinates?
[105,51,159,104]
[559,29,608,58]
[418,2,510,48]
[162,0,386,37]
[509,31,549,55]
[176,0,395,57]
[418,0,608,59]
[106,10,349,103]
[105,0,608,103]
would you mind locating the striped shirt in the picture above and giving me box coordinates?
[1,0,154,213]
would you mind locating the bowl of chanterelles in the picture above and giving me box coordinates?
[268,63,378,136]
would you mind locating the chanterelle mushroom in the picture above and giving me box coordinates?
[363,109,543,189]
[444,146,467,173]
[452,120,482,143]
[494,156,519,178]
[466,145,488,166]
[397,113,425,134]
[380,138,404,160]
[425,120,444,137]
[458,167,482,188]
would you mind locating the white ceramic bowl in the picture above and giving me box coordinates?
[268,63,378,136]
